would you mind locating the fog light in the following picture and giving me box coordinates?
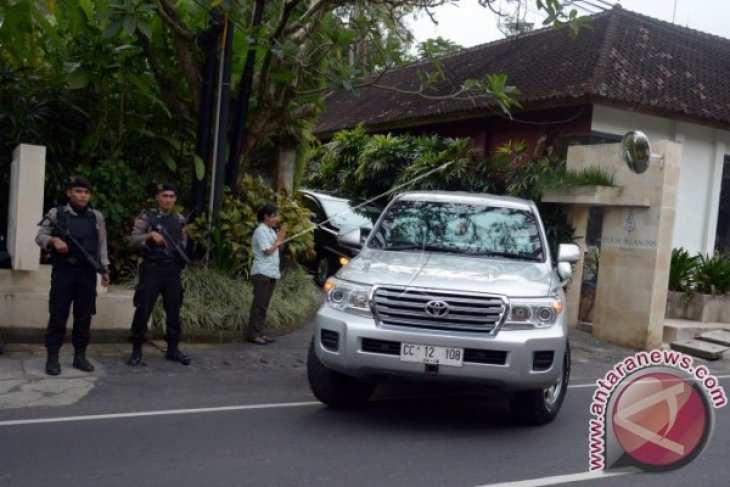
[339,257,350,266]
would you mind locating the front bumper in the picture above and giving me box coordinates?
[313,304,568,391]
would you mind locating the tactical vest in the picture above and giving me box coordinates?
[53,206,99,268]
[145,209,184,263]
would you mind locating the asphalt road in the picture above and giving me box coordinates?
[1,323,729,487]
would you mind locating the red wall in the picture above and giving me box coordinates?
[400,104,593,156]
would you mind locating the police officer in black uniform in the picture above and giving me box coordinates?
[36,176,111,376]
[126,183,191,366]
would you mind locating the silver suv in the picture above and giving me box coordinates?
[307,191,580,425]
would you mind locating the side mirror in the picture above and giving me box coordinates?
[557,243,580,287]
[557,262,573,283]
[337,226,361,249]
[557,243,580,264]
[309,212,321,224]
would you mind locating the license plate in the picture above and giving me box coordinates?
[399,343,464,367]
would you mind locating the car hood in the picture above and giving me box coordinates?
[337,249,555,297]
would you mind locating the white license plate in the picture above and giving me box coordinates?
[399,343,464,367]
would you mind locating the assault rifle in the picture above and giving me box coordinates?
[39,214,105,274]
[154,222,191,267]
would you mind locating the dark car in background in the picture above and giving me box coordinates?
[298,190,381,286]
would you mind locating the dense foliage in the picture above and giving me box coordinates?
[669,248,730,295]
[304,129,617,256]
[140,265,322,334]
[186,174,315,276]
[0,1,586,273]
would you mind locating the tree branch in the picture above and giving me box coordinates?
[148,0,202,110]
[153,0,194,41]
[135,30,195,119]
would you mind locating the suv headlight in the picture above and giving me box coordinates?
[503,296,563,329]
[323,278,372,316]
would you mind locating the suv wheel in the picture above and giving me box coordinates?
[315,257,331,287]
[307,339,375,408]
[510,341,570,426]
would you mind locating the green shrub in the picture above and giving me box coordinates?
[668,248,699,292]
[694,253,730,296]
[186,174,315,276]
[123,265,322,336]
[539,167,615,190]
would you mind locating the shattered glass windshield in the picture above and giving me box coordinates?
[368,200,544,261]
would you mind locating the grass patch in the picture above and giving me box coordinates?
[124,265,322,337]
[541,167,615,189]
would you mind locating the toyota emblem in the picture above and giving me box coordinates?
[425,300,449,317]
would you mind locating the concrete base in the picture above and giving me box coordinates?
[576,321,594,333]
[697,330,730,347]
[662,318,730,342]
[670,339,729,360]
[0,265,134,342]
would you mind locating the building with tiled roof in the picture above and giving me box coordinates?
[314,5,730,256]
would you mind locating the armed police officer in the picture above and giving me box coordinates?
[36,176,111,376]
[126,184,191,366]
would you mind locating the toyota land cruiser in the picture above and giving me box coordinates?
[307,191,580,425]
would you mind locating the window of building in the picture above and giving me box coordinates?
[714,156,730,254]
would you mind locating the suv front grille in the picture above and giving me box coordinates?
[372,286,507,333]
[361,338,506,365]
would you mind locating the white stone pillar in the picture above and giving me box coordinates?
[565,205,589,329]
[590,141,681,350]
[7,144,46,271]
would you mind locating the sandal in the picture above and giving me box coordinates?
[261,335,276,343]
[247,337,268,345]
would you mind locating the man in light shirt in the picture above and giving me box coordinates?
[247,204,286,345]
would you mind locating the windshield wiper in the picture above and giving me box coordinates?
[383,244,452,252]
[466,250,543,261]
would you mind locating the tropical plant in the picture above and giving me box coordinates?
[1,0,587,194]
[694,252,730,296]
[306,130,496,200]
[668,247,699,292]
[305,129,578,255]
[138,265,322,335]
[186,175,315,276]
[417,37,463,59]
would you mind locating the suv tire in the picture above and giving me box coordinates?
[307,339,375,408]
[510,341,570,426]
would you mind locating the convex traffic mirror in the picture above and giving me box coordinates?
[621,130,652,174]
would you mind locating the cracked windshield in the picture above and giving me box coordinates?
[369,200,544,261]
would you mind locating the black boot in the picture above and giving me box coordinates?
[45,352,61,376]
[127,343,143,366]
[73,352,94,372]
[165,343,191,365]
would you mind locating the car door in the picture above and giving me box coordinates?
[300,194,329,260]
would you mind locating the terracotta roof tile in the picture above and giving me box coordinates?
[314,6,730,135]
